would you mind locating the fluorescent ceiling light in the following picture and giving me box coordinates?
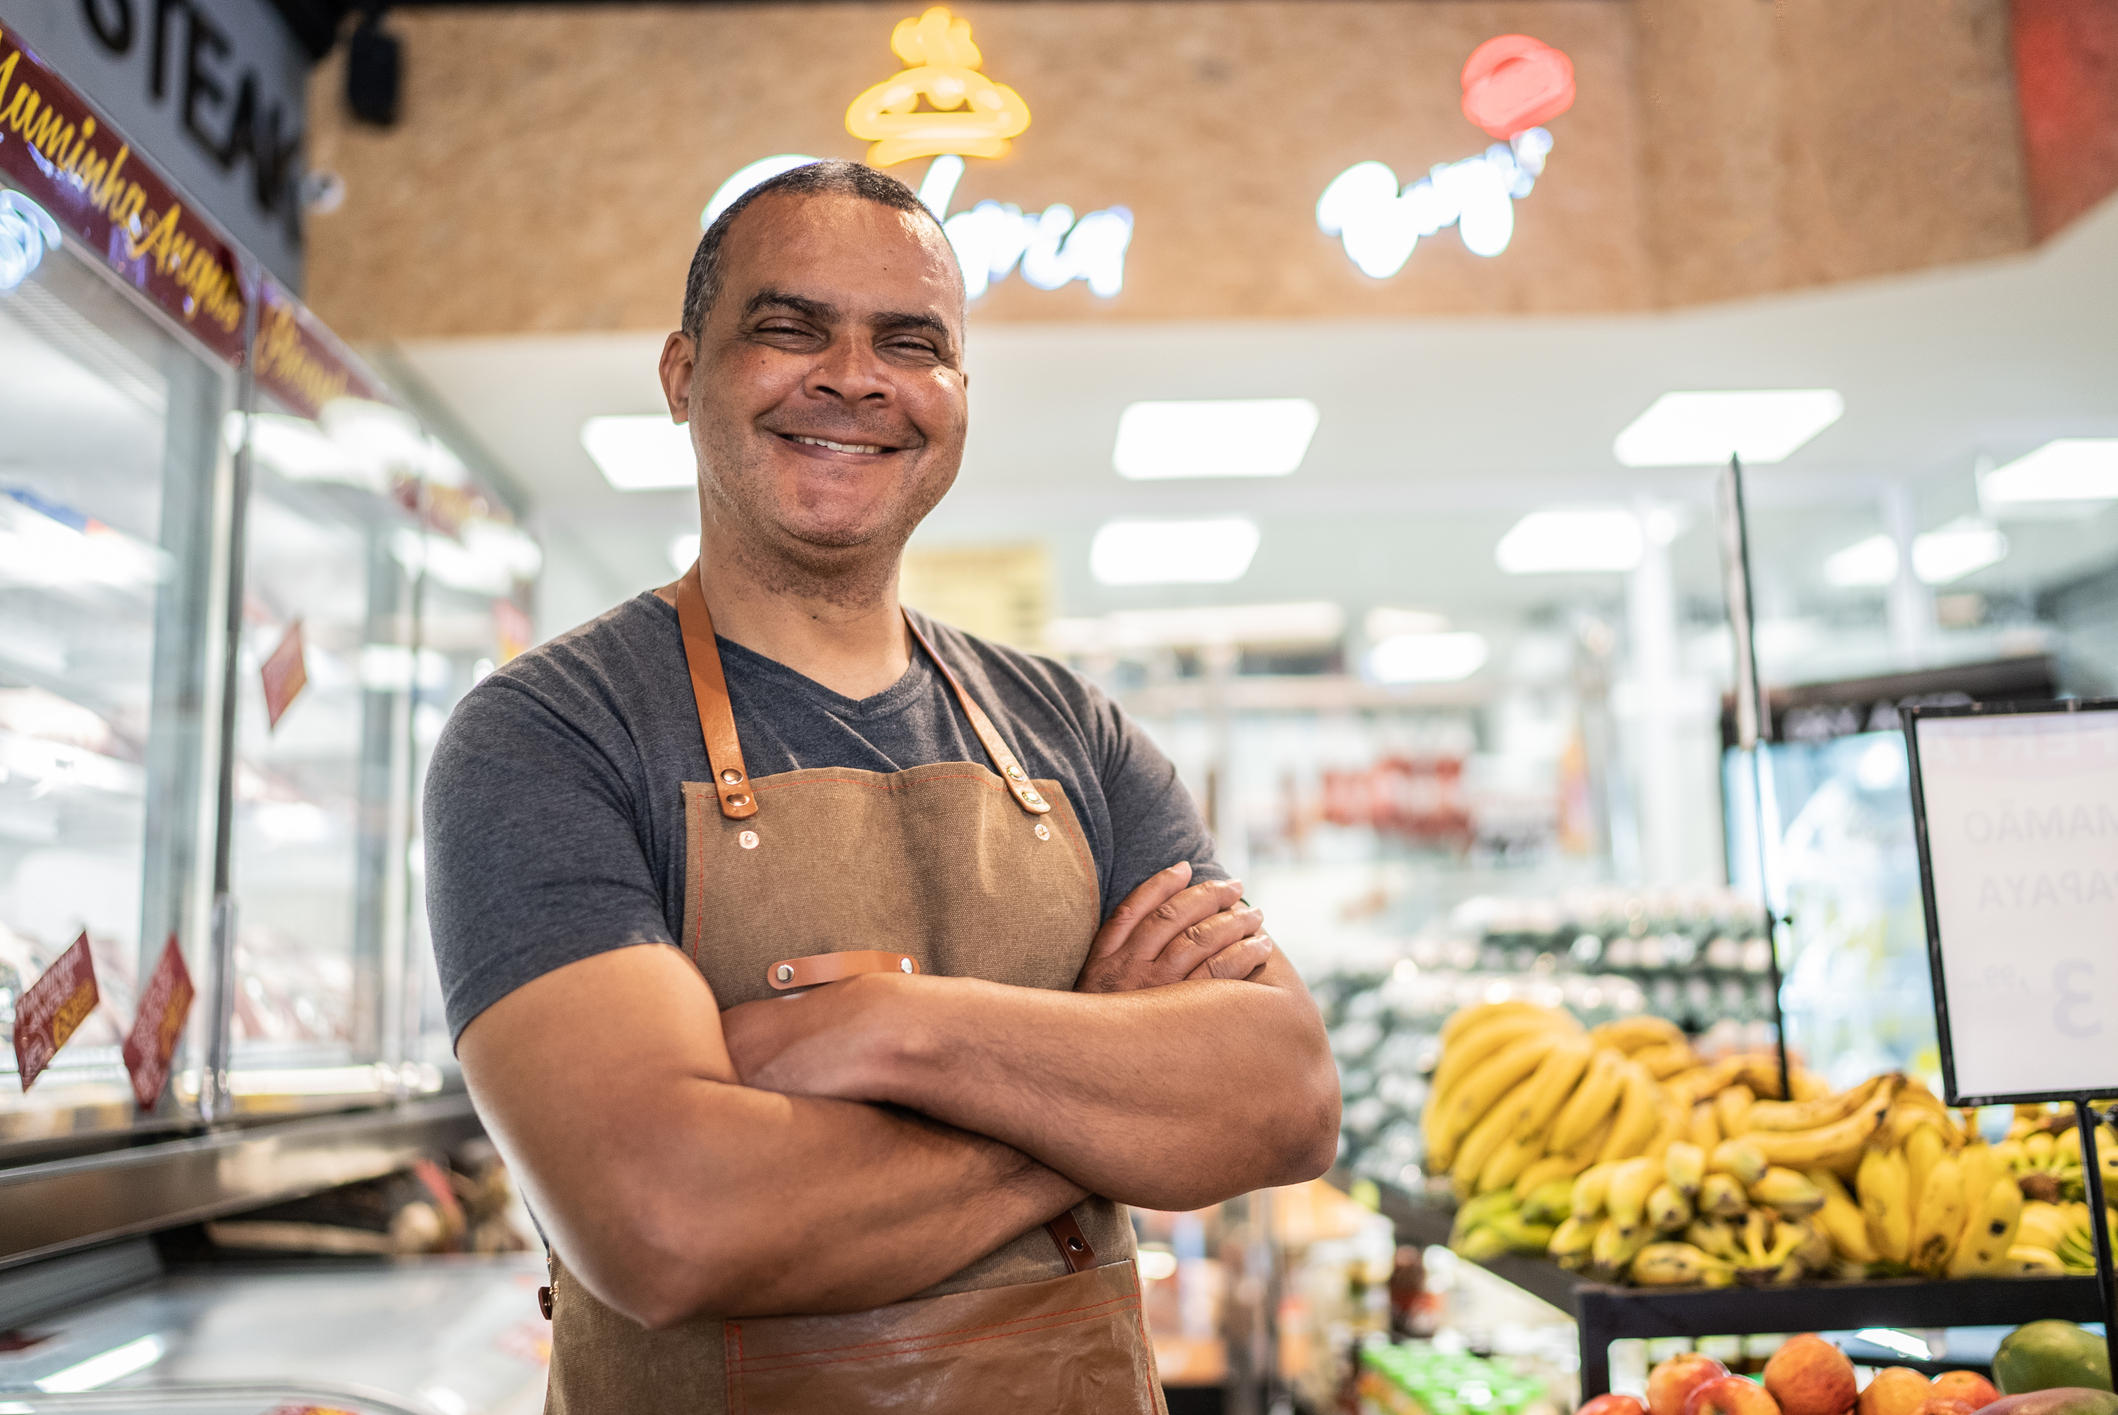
[1365,606,1449,641]
[581,416,695,491]
[1613,390,1844,467]
[1983,439,2118,503]
[1368,631,1488,684]
[1495,510,1642,574]
[1913,517,2007,584]
[669,532,700,575]
[1112,399,1320,480]
[1089,518,1260,586]
[1047,601,1342,652]
[1823,533,1897,588]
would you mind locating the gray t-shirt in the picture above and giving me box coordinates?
[425,593,1224,1040]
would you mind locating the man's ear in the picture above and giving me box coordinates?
[658,332,698,425]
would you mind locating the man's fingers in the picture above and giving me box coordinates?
[1115,877,1245,968]
[1157,905,1262,980]
[1188,933,1273,982]
[1088,861,1192,960]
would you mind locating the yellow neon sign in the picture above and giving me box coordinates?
[845,7,1031,167]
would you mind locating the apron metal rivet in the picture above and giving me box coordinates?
[1034,823,1050,840]
[739,830,759,850]
[899,957,914,973]
[1023,792,1044,807]
[1006,765,1025,781]
[1068,1237,1086,1251]
[727,793,750,808]
[776,964,793,982]
[721,768,743,785]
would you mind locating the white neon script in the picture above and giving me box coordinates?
[0,190,62,292]
[1316,128,1552,278]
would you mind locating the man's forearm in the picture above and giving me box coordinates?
[731,953,1339,1210]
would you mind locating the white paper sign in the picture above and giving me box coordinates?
[1912,708,2118,1102]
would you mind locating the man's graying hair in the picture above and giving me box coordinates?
[680,159,944,341]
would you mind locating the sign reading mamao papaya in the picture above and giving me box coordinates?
[702,7,1132,301]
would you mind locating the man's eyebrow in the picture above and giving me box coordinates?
[869,310,954,342]
[742,290,838,322]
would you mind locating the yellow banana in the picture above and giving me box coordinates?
[1592,1216,1649,1278]
[2004,1244,2066,1274]
[1452,1074,1543,1193]
[1478,1123,1551,1196]
[1521,1178,1576,1225]
[1647,1181,1694,1233]
[1550,1047,1627,1152]
[1506,1033,1597,1141]
[1433,1031,1564,1165]
[1791,1068,1831,1102]
[1751,1166,1825,1216]
[1710,1138,1768,1186]
[1606,1155,1662,1238]
[1589,1015,1687,1055]
[1948,1175,2024,1276]
[1905,1124,1947,1219]
[1635,1043,1698,1081]
[1441,999,1557,1045]
[1687,1217,1742,1260]
[1598,1062,1661,1163]
[1430,1014,1567,1126]
[1716,1084,1756,1139]
[1746,1074,1891,1133]
[1742,1085,1896,1172]
[1631,1242,1736,1287]
[1908,1153,1965,1274]
[1699,1172,1750,1218]
[1513,1154,1586,1199]
[1564,1113,1616,1170]
[1548,1214,1599,1269]
[1665,1056,1746,1109]
[2025,1130,2056,1163]
[1809,1167,1877,1265]
[1690,1101,1723,1153]
[1665,1141,1706,1196]
[2017,1200,2071,1251]
[1859,1146,1912,1265]
[1573,1161,1617,1219]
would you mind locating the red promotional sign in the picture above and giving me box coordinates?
[261,619,307,729]
[122,935,194,1110]
[0,27,247,365]
[253,275,389,419]
[14,930,98,1091]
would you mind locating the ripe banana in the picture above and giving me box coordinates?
[1690,1101,1722,1153]
[1563,1113,1615,1172]
[1699,1172,1750,1219]
[1521,1178,1576,1225]
[1592,1215,1649,1279]
[1742,1084,1896,1171]
[1710,1138,1768,1186]
[1688,1217,1742,1261]
[1506,1033,1596,1141]
[1550,1047,1626,1153]
[1809,1167,1877,1266]
[2019,1201,2073,1252]
[1859,1146,1912,1266]
[1455,1225,1511,1260]
[1664,1141,1705,1197]
[1751,1166,1826,1217]
[1716,1084,1756,1139]
[1452,1074,1544,1193]
[1746,1073,1890,1133]
[1590,1015,1687,1055]
[1448,1187,1518,1244]
[2003,1244,2066,1274]
[1606,1156,1662,1239]
[1573,1162,1617,1219]
[1441,999,1566,1045]
[1905,1123,1947,1219]
[1908,1153,1965,1274]
[1647,1180,1694,1233]
[1632,1241,1736,1287]
[1598,1061,1662,1163]
[1477,1122,1550,1196]
[1513,1154,1587,1199]
[1666,1056,1746,1109]
[1548,1214,1599,1269]
[1635,1043,1698,1081]
[1434,1031,1564,1164]
[1430,1016,1565,1131]
[1947,1175,2025,1276]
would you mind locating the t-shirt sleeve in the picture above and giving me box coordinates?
[424,675,675,1043]
[1086,686,1230,915]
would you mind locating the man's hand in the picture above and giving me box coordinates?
[1074,861,1272,993]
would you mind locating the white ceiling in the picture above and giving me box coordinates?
[391,194,2118,646]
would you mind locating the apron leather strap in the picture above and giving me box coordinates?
[901,612,1052,818]
[677,564,758,820]
[1045,1209,1098,1272]
[767,949,920,990]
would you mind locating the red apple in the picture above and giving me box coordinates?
[1688,1375,1785,1415]
[1764,1334,1858,1415]
[1931,1375,2002,1412]
[1582,1397,1649,1415]
[1862,1368,1935,1415]
[1652,1354,1734,1415]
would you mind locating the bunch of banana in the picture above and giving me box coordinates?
[1849,1114,2033,1278]
[1447,1186,1557,1260]
[2012,1200,2118,1275]
[1556,1139,1722,1282]
[1993,1119,2115,1204]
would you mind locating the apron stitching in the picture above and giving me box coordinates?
[725,1288,1136,1361]
[743,774,1098,878]
[729,1295,1141,1372]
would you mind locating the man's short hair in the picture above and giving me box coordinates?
[680,159,946,340]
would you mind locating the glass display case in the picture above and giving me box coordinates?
[0,220,229,1145]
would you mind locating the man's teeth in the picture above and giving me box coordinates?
[789,435,887,454]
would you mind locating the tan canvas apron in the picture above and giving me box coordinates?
[542,569,1165,1414]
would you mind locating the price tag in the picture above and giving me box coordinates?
[122,934,195,1111]
[13,930,98,1091]
[1907,702,2118,1103]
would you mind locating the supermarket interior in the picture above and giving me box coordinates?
[4,0,2118,1411]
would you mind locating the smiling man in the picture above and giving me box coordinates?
[425,160,1338,1414]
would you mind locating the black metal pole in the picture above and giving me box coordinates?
[2072,1098,2118,1388]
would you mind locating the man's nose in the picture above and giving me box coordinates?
[807,338,892,403]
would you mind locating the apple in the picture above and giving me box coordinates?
[1687,1375,1785,1415]
[1582,1397,1650,1415]
[1765,1334,1858,1415]
[1932,1375,2002,1412]
[1862,1368,1936,1415]
[1652,1354,1734,1415]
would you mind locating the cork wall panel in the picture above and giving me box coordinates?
[302,1,1650,336]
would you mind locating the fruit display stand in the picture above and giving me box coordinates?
[1377,1184,2108,1398]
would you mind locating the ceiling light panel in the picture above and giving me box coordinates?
[1823,533,1898,588]
[1368,632,1488,684]
[1112,399,1320,481]
[580,416,695,491]
[1612,390,1845,467]
[1913,518,2007,584]
[1982,439,2118,503]
[1495,509,1643,574]
[1090,518,1261,585]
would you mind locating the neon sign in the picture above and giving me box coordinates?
[0,190,61,291]
[1318,35,1573,276]
[700,8,1131,301]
